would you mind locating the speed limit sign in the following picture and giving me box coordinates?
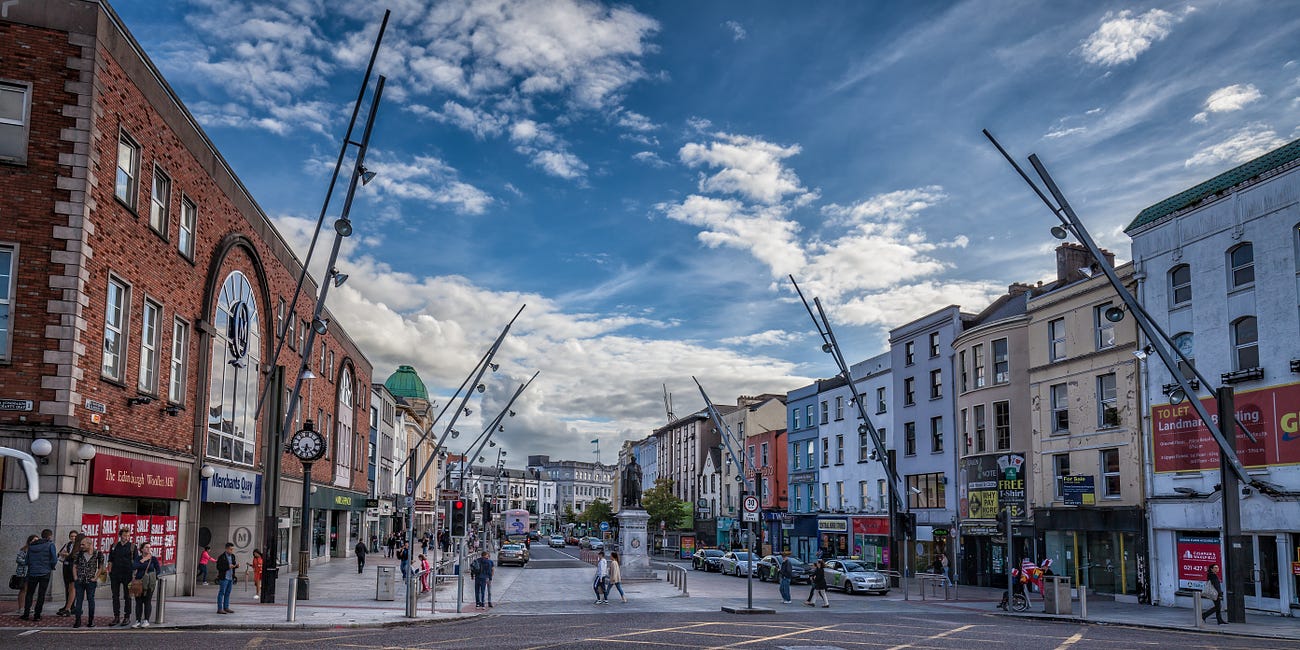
[742,495,759,522]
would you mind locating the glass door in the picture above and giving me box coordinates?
[1247,535,1281,611]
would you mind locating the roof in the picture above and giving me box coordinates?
[1126,137,1300,233]
[384,365,428,401]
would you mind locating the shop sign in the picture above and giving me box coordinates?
[201,466,261,504]
[1062,475,1095,506]
[932,527,950,537]
[852,516,890,536]
[679,535,696,559]
[818,518,848,532]
[959,453,1026,519]
[789,471,817,484]
[1176,531,1221,590]
[0,399,33,411]
[960,523,999,536]
[1292,562,1300,577]
[91,453,188,500]
[365,498,379,508]
[1151,383,1300,472]
[309,485,368,511]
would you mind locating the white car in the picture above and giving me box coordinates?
[823,559,890,595]
[549,535,566,548]
[719,551,758,577]
[587,537,605,551]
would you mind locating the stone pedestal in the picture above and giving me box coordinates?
[616,508,656,580]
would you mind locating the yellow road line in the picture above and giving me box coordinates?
[1054,631,1085,650]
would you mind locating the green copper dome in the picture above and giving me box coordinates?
[384,365,428,401]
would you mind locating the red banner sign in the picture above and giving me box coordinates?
[1150,383,1300,473]
[90,454,189,499]
[1176,532,1221,590]
[852,516,890,536]
[84,513,177,567]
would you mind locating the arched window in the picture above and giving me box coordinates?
[1229,243,1254,289]
[1173,332,1195,378]
[1169,264,1191,306]
[206,271,261,466]
[1232,317,1259,370]
[334,366,354,486]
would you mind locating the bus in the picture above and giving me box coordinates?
[502,509,530,542]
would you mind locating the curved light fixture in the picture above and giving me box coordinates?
[71,442,97,465]
[497,425,504,432]
[312,317,330,335]
[1169,387,1187,405]
[450,429,460,439]
[476,384,486,394]
[1104,305,1126,323]
[821,343,833,354]
[200,464,216,479]
[332,269,349,287]
[490,441,497,447]
[1050,225,1069,240]
[30,438,53,459]
[359,165,377,186]
[300,366,317,380]
[489,363,499,372]
[508,410,516,417]
[334,218,353,237]
[463,408,472,417]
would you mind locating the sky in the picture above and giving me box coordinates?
[109,0,1300,463]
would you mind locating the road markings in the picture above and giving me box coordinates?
[710,623,843,649]
[883,623,975,650]
[1054,631,1085,650]
[18,630,41,637]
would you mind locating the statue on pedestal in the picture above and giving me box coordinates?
[621,457,642,508]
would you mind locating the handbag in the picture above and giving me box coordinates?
[1203,581,1219,601]
[8,575,21,590]
[128,578,144,597]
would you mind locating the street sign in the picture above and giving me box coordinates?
[404,496,414,507]
[599,521,609,532]
[742,495,759,522]
[405,478,415,496]
[438,489,460,500]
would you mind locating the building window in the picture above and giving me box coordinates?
[1095,303,1116,349]
[876,387,887,414]
[835,435,844,464]
[102,276,130,381]
[1101,448,1121,498]
[973,344,986,388]
[992,338,1009,384]
[821,438,830,466]
[905,340,915,365]
[761,442,768,465]
[137,299,161,394]
[821,483,829,511]
[820,400,829,424]
[286,315,296,351]
[1048,318,1066,362]
[791,442,800,470]
[1232,316,1259,370]
[169,318,189,403]
[792,408,800,430]
[930,368,943,399]
[1170,264,1191,306]
[859,481,870,510]
[836,481,845,509]
[178,196,197,258]
[961,408,969,453]
[859,429,871,462]
[0,81,32,164]
[974,404,986,453]
[904,422,916,456]
[1229,243,1254,289]
[877,479,887,511]
[805,404,813,427]
[749,444,756,468]
[930,416,943,453]
[834,396,843,420]
[994,401,1010,450]
[929,331,940,357]
[1053,454,1070,500]
[0,244,13,360]
[906,472,946,509]
[793,485,802,512]
[115,130,140,209]
[1173,332,1195,378]
[959,350,967,392]
[335,367,354,486]
[149,167,171,235]
[1050,383,1069,433]
[206,271,262,466]
[1097,373,1118,427]
[806,440,815,470]
[904,377,915,405]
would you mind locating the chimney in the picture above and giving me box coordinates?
[1056,243,1115,283]
[1007,282,1034,297]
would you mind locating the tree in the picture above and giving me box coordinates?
[641,477,687,530]
[579,498,614,528]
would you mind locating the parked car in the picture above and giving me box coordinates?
[586,537,605,551]
[823,559,890,595]
[499,543,530,566]
[719,551,758,577]
[756,554,812,583]
[691,548,725,572]
[567,535,581,546]
[549,535,566,548]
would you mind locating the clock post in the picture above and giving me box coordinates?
[290,419,326,600]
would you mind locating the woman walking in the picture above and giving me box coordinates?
[1201,563,1226,625]
[56,529,77,616]
[12,535,36,615]
[130,542,161,628]
[251,549,264,599]
[609,552,626,603]
[70,534,102,628]
[803,559,830,608]
[418,554,431,593]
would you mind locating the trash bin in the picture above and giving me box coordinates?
[1043,575,1072,614]
[376,565,396,601]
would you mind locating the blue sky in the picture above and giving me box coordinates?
[111,0,1300,461]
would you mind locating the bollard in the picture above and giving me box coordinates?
[1079,584,1087,619]
[153,576,167,624]
[1193,591,1203,629]
[286,577,298,622]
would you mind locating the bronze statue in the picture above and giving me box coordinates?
[622,458,642,508]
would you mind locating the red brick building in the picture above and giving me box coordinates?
[0,0,373,595]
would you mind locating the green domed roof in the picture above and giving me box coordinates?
[384,365,428,401]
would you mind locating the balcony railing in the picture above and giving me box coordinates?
[1221,367,1264,384]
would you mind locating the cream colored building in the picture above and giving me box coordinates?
[1026,245,1145,599]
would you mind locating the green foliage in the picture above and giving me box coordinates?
[578,498,614,527]
[641,477,687,530]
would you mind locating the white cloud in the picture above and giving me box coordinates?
[1045,126,1087,139]
[1079,8,1184,67]
[632,151,670,168]
[341,151,494,215]
[406,100,509,138]
[617,110,658,132]
[1192,83,1264,123]
[721,329,802,347]
[679,133,816,205]
[508,119,589,179]
[1184,125,1287,168]
[723,20,747,41]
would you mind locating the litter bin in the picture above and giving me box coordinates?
[1043,575,1072,614]
[376,565,396,601]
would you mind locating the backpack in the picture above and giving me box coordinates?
[470,559,481,578]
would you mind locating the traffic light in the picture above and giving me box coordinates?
[895,511,916,539]
[482,500,492,524]
[451,500,466,536]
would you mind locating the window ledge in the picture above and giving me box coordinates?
[1222,367,1264,384]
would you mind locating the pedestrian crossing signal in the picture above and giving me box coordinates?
[452,500,466,536]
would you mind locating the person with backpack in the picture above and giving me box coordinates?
[214,542,238,614]
[70,534,102,628]
[107,527,136,626]
[130,541,161,627]
[778,549,794,604]
[471,551,494,609]
[19,529,58,621]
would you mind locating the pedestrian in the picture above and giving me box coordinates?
[19,529,58,621]
[471,550,494,608]
[778,549,794,604]
[70,534,102,628]
[419,554,431,592]
[315,531,326,557]
[107,527,136,626]
[593,550,610,604]
[804,559,830,608]
[1202,563,1226,625]
[940,554,954,587]
[440,530,451,554]
[370,534,379,554]
[12,534,35,616]
[387,533,396,558]
[130,541,160,628]
[355,539,368,574]
[215,542,238,614]
[251,549,264,599]
[56,529,77,616]
[609,551,626,603]
[197,546,212,585]
[397,542,410,580]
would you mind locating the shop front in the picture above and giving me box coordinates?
[781,514,819,562]
[852,516,891,569]
[1036,507,1146,600]
[309,485,367,560]
[199,465,262,561]
[957,452,1030,587]
[84,452,190,585]
[716,516,735,549]
[818,516,849,559]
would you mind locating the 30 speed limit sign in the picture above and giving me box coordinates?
[742,495,759,522]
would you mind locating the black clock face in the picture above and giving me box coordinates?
[289,429,326,462]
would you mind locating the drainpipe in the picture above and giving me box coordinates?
[1135,262,1159,606]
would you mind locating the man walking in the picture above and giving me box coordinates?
[107,527,136,626]
[355,539,368,574]
[19,529,58,621]
[471,551,494,609]
[214,543,238,614]
[778,549,794,604]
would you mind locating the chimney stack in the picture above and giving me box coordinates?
[1056,243,1115,283]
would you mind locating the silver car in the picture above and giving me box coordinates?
[823,559,890,595]
[719,551,758,577]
